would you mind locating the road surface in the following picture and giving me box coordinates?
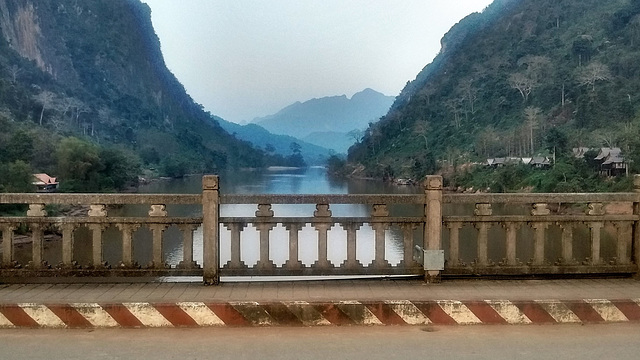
[1,324,638,359]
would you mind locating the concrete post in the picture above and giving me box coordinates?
[634,175,640,279]
[423,175,443,283]
[202,175,220,285]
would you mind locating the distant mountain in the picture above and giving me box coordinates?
[301,131,355,154]
[215,117,333,165]
[253,88,394,140]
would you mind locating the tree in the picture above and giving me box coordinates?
[33,90,55,126]
[347,129,364,144]
[509,56,551,102]
[56,137,103,192]
[524,106,542,155]
[545,127,570,160]
[9,65,21,84]
[576,61,612,91]
[0,161,33,193]
[413,120,429,149]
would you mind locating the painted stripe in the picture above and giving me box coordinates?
[18,304,65,328]
[337,301,382,325]
[69,303,119,328]
[384,300,431,325]
[261,303,304,326]
[282,301,331,326]
[563,301,604,323]
[123,303,173,327]
[513,302,557,324]
[230,301,274,326]
[47,305,93,328]
[413,302,457,325]
[0,311,15,328]
[463,301,507,324]
[611,300,640,321]
[313,303,354,325]
[485,300,532,324]
[207,304,250,326]
[364,303,408,325]
[535,300,581,323]
[0,306,39,327]
[153,304,199,327]
[584,299,628,322]
[436,300,482,325]
[177,302,225,326]
[102,304,145,327]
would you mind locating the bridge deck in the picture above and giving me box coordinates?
[1,278,639,303]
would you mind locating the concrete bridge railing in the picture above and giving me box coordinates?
[0,175,639,284]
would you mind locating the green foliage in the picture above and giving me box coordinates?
[348,0,640,192]
[56,137,102,192]
[0,160,33,193]
[0,0,273,192]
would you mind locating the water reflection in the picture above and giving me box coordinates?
[64,167,420,269]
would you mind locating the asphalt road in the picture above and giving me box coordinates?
[1,324,638,360]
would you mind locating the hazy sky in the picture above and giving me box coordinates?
[141,0,494,123]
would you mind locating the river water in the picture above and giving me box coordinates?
[32,167,420,270]
[12,167,622,272]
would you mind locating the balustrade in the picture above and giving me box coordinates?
[0,175,639,284]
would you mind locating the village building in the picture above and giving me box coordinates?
[594,147,627,177]
[32,173,59,192]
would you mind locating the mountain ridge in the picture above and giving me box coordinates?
[253,88,394,140]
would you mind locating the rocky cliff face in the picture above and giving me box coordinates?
[0,0,264,172]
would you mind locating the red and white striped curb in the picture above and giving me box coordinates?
[1,299,640,328]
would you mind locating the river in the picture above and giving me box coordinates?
[24,167,420,271]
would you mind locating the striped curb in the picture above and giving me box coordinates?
[1,299,640,328]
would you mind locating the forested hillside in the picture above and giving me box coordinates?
[347,0,640,191]
[0,0,265,192]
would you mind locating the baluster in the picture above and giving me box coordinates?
[475,222,491,266]
[531,223,548,266]
[312,223,332,269]
[399,223,418,268]
[224,223,246,269]
[531,203,549,267]
[504,222,520,266]
[588,222,603,265]
[370,223,390,269]
[371,204,390,269]
[255,204,276,270]
[446,222,462,267]
[60,223,77,267]
[614,222,632,265]
[284,223,303,270]
[178,224,199,269]
[88,224,106,267]
[340,222,362,270]
[149,224,168,269]
[474,203,492,267]
[312,204,333,269]
[31,223,44,268]
[1,225,14,267]
[116,223,139,268]
[88,204,107,267]
[559,222,574,264]
[27,204,46,268]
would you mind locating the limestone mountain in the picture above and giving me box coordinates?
[347,0,640,183]
[0,0,265,188]
[253,88,394,141]
[215,117,333,165]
